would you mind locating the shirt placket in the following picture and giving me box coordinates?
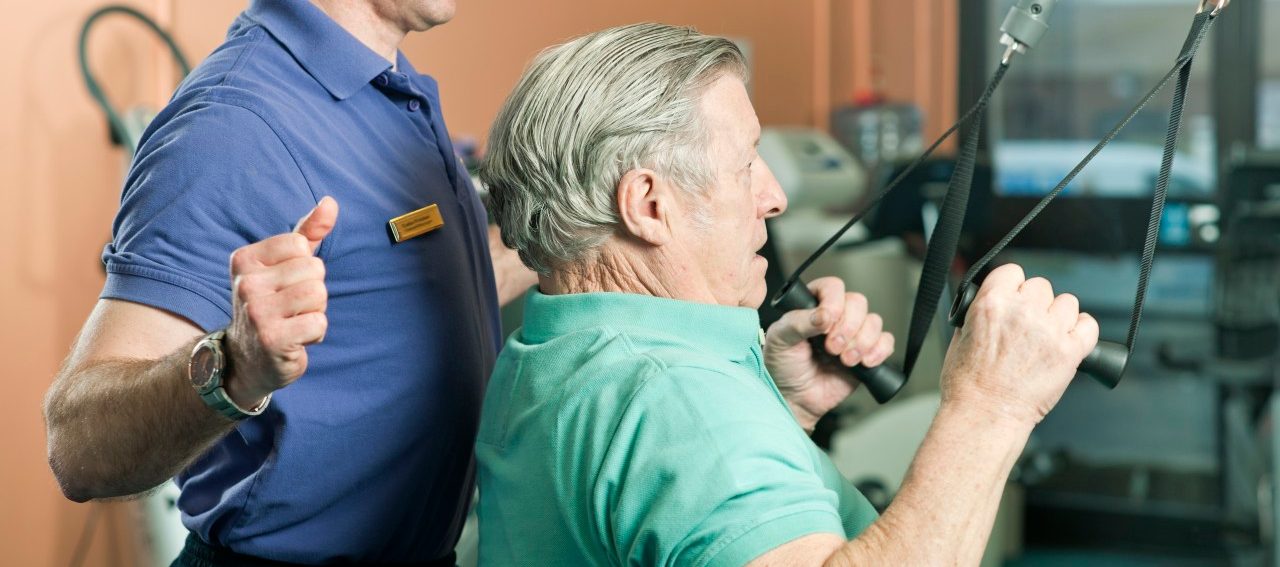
[373,69,492,357]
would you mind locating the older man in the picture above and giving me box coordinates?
[476,23,1099,566]
[43,0,536,564]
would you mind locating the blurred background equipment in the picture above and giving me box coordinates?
[830,98,924,186]
[1216,150,1280,361]
[78,5,190,155]
[760,126,868,211]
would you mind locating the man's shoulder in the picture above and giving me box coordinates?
[557,326,762,399]
[129,93,292,180]
[630,359,778,413]
[593,345,785,439]
[495,323,788,447]
[498,330,737,417]
[131,29,323,180]
[149,20,323,145]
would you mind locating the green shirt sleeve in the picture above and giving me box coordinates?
[595,363,851,567]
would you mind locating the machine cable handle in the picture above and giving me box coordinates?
[949,9,1220,388]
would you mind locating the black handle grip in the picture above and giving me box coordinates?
[771,281,908,404]
[948,283,1126,388]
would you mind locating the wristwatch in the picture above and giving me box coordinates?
[188,330,270,420]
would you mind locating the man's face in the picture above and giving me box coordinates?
[672,74,787,309]
[373,0,456,31]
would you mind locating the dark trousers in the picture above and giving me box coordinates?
[171,534,457,567]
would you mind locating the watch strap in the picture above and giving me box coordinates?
[200,387,270,421]
[192,329,270,421]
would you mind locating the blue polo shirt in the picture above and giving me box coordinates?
[100,0,500,562]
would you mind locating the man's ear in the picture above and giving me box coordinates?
[616,168,674,246]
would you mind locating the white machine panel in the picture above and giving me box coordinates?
[759,127,866,210]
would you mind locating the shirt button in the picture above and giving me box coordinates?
[408,99,421,112]
[375,74,389,87]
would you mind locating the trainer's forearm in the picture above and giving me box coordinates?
[829,400,1033,565]
[44,339,236,502]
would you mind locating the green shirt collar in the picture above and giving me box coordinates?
[521,288,764,361]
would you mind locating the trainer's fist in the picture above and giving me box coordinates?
[223,197,338,408]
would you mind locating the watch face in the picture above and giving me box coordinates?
[189,343,221,391]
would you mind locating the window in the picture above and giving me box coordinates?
[986,0,1216,199]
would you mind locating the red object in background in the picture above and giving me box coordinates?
[853,89,886,107]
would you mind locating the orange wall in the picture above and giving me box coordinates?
[0,2,955,565]
[0,1,167,565]
[409,0,956,145]
[410,0,824,140]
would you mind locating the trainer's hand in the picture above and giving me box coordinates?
[764,277,896,432]
[941,263,1100,426]
[223,197,338,408]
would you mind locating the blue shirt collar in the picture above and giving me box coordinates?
[246,0,395,100]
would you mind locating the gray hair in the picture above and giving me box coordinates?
[479,23,748,275]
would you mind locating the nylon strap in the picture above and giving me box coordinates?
[774,65,1010,297]
[901,71,1001,377]
[958,11,1214,360]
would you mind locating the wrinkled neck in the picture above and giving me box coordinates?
[539,242,711,304]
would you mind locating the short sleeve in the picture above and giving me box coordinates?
[101,100,315,331]
[598,365,849,567]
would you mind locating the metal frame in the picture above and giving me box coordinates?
[1211,0,1261,184]
[957,1,992,158]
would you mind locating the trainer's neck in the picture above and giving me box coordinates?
[310,0,407,68]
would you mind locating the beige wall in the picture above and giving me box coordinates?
[0,2,955,565]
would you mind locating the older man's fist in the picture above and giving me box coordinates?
[764,276,897,431]
[941,263,1100,425]
[223,197,338,408]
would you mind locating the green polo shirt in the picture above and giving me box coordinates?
[476,289,878,566]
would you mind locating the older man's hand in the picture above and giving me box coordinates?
[940,263,1099,425]
[764,277,895,433]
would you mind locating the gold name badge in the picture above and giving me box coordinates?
[388,204,444,243]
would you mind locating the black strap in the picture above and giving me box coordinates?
[775,64,1011,293]
[959,11,1215,358]
[1126,13,1212,352]
[902,65,1006,377]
